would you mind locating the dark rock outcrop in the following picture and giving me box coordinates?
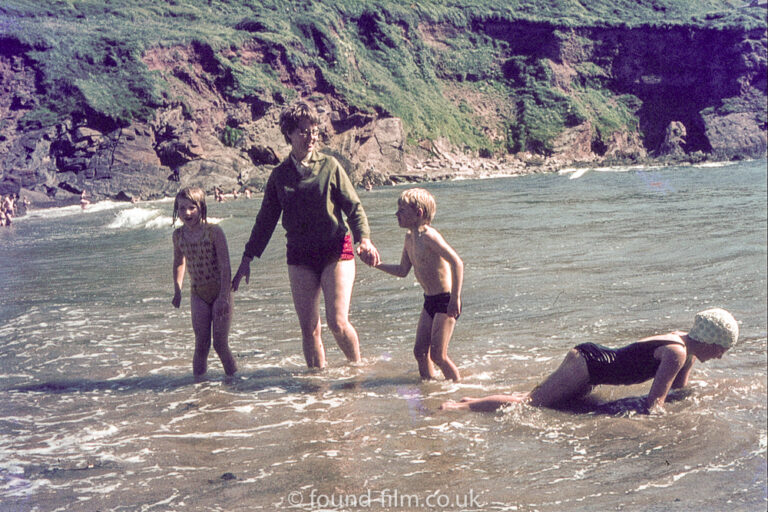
[0,19,765,210]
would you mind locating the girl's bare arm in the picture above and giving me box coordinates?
[213,226,232,300]
[172,231,185,308]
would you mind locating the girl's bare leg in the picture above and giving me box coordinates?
[414,309,436,379]
[212,292,237,376]
[429,313,460,381]
[190,294,212,376]
[288,265,325,368]
[320,259,361,363]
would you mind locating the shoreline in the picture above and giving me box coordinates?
[8,155,760,218]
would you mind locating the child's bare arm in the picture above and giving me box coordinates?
[425,229,463,317]
[212,226,233,318]
[172,231,185,308]
[212,226,232,299]
[375,240,412,278]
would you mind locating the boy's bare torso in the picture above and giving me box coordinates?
[405,226,452,296]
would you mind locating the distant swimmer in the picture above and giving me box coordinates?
[172,187,237,377]
[441,309,739,414]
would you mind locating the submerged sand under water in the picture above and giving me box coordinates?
[1,161,766,511]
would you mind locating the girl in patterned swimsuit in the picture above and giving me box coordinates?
[172,187,237,377]
[442,309,738,414]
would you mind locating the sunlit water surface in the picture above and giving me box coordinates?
[1,160,766,511]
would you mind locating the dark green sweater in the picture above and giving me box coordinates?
[243,151,371,259]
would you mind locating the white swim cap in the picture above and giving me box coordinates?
[688,308,739,348]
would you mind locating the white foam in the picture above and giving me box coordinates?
[106,208,165,229]
[20,200,125,221]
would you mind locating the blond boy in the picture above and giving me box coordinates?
[375,188,463,381]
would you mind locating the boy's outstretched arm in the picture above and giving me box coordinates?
[171,230,185,308]
[375,241,412,278]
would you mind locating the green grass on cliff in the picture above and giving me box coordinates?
[0,0,764,154]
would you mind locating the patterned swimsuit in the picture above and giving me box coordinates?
[176,224,221,304]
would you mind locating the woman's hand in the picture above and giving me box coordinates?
[231,257,252,291]
[171,289,182,308]
[356,238,381,267]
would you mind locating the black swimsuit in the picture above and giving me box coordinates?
[423,293,455,318]
[575,340,684,386]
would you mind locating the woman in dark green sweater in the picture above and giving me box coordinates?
[232,102,380,368]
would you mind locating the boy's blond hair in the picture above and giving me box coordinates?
[173,187,207,225]
[279,101,321,143]
[399,188,436,224]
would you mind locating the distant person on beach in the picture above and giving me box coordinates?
[80,191,90,210]
[172,187,237,377]
[3,194,15,218]
[441,309,738,413]
[374,188,464,381]
[232,101,380,368]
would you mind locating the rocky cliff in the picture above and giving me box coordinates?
[1,8,765,209]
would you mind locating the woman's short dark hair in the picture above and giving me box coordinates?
[279,101,321,143]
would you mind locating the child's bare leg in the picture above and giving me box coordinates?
[429,313,460,381]
[288,265,326,368]
[414,310,436,379]
[321,259,361,363]
[212,292,237,376]
[528,348,591,407]
[190,294,213,376]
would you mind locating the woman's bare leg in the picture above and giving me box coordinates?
[288,265,325,368]
[528,348,591,407]
[320,259,361,363]
[441,348,592,411]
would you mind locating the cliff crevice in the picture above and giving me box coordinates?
[0,4,765,208]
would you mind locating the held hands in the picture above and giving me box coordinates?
[231,258,251,291]
[356,238,381,267]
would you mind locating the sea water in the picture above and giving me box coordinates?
[1,160,766,511]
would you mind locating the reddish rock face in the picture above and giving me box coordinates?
[0,23,765,209]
